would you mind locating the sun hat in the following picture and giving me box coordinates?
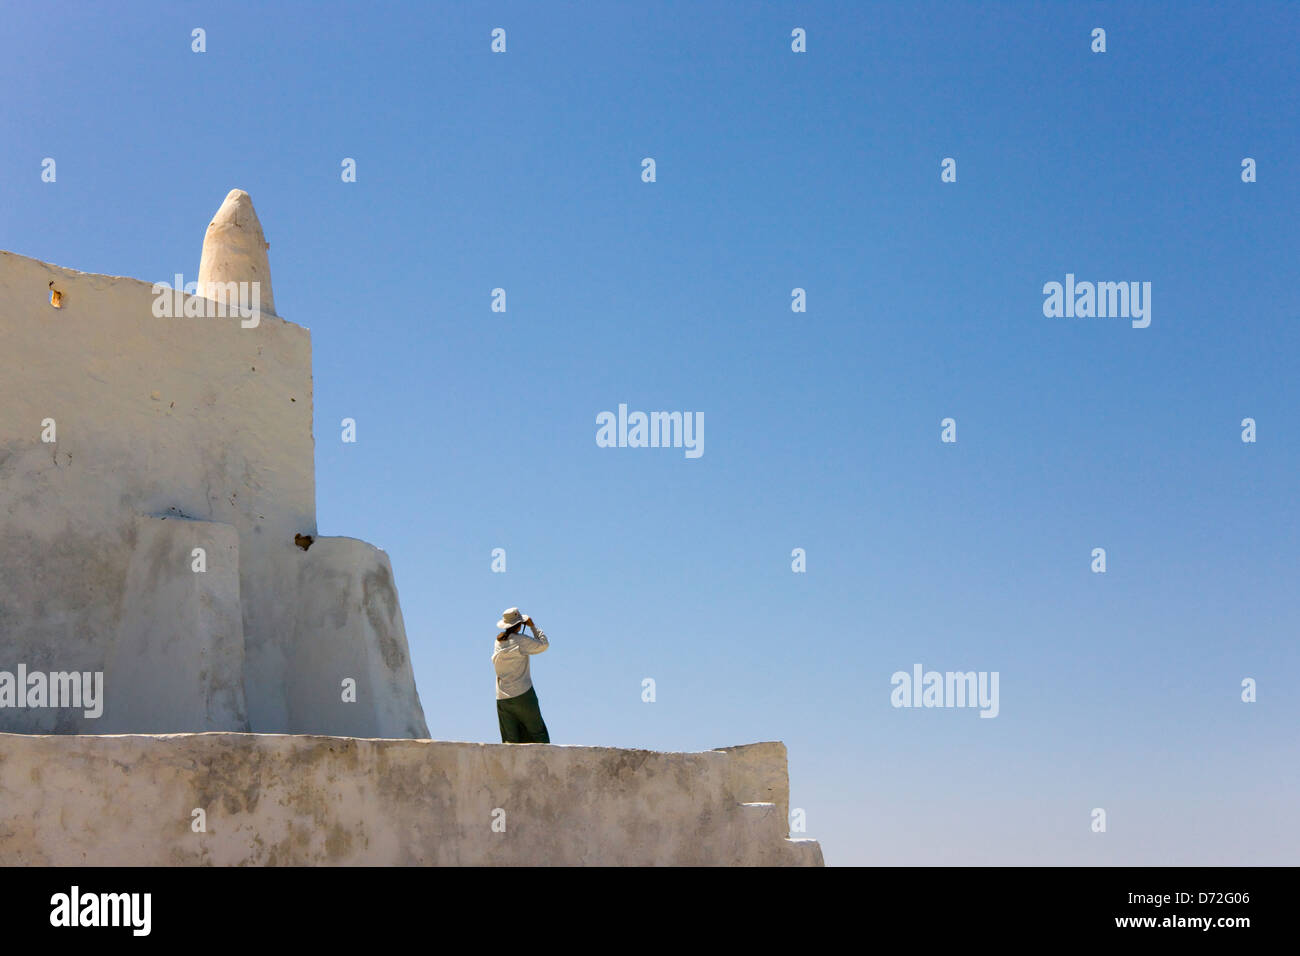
[496,607,528,631]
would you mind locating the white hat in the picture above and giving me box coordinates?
[496,607,528,630]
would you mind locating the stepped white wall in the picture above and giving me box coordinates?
[0,249,427,738]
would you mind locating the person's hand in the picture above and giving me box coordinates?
[524,617,534,628]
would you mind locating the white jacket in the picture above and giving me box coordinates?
[492,625,549,699]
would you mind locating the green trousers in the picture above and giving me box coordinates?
[497,685,550,743]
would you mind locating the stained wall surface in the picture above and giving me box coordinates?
[0,733,823,866]
[0,249,427,738]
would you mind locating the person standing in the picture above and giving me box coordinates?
[493,607,551,743]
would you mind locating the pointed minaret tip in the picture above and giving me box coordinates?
[198,188,276,315]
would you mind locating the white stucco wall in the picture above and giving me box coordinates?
[100,515,248,733]
[0,734,822,866]
[0,248,426,738]
[288,537,428,738]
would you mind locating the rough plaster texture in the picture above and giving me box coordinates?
[0,195,427,737]
[0,733,822,866]
[100,515,248,733]
[197,188,276,315]
[288,537,427,739]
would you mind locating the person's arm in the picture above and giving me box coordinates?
[516,619,549,654]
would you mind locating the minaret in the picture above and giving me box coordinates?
[197,188,276,315]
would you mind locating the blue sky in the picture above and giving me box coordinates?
[2,1,1297,865]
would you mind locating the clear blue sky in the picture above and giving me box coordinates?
[2,1,1297,865]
